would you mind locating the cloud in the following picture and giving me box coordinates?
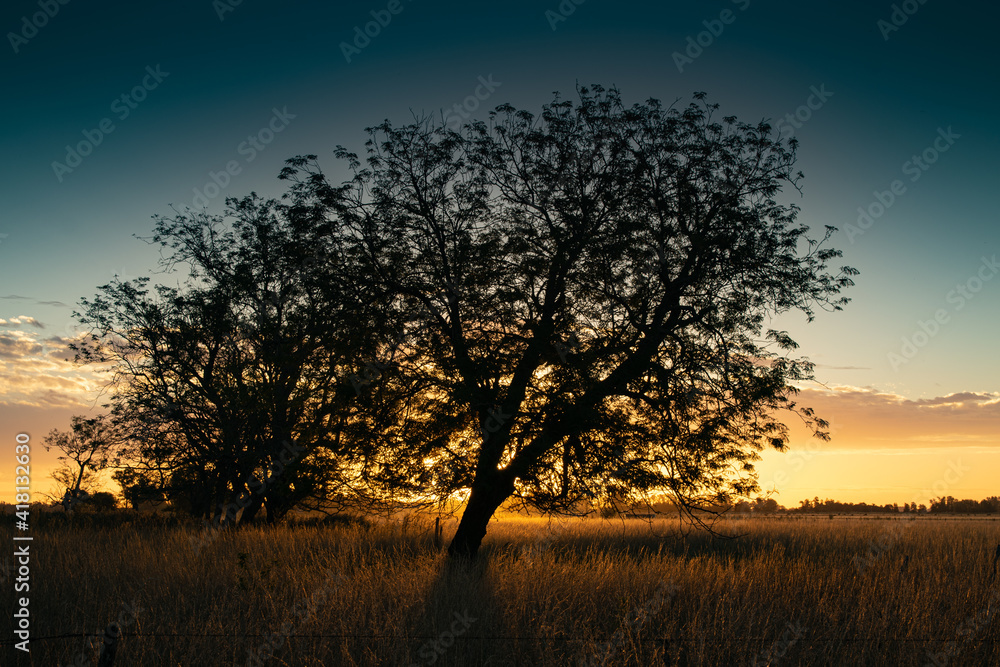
[787,385,1000,450]
[0,315,44,329]
[0,331,44,358]
[909,392,996,406]
[0,327,106,409]
[1,295,71,308]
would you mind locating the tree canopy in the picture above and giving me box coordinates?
[74,85,855,558]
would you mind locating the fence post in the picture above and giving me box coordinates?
[97,623,120,667]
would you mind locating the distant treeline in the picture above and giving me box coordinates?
[792,498,925,514]
[927,496,1000,514]
[728,496,1000,514]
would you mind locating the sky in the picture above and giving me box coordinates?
[1,0,998,506]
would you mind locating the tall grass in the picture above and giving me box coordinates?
[3,514,999,665]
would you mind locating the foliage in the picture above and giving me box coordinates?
[42,414,118,503]
[930,496,1000,514]
[72,196,388,525]
[72,85,854,557]
[280,85,856,556]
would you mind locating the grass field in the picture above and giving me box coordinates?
[3,513,1000,666]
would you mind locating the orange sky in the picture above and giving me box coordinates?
[1,320,998,507]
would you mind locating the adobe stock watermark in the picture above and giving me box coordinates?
[878,0,929,41]
[520,517,571,563]
[188,438,307,555]
[544,0,586,31]
[583,580,679,666]
[853,458,969,573]
[246,568,344,666]
[923,584,1000,667]
[887,255,998,370]
[7,0,71,54]
[340,0,414,64]
[774,85,833,140]
[477,405,511,443]
[749,620,806,667]
[51,65,170,183]
[190,107,296,208]
[59,599,144,667]
[408,610,477,666]
[348,326,412,396]
[672,0,751,73]
[844,126,960,244]
[759,433,828,494]
[762,415,843,493]
[442,75,502,131]
[213,0,244,21]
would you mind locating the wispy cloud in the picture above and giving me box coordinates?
[1,295,70,308]
[0,315,44,329]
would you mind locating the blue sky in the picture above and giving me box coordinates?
[2,0,998,504]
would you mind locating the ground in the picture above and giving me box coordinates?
[2,513,999,665]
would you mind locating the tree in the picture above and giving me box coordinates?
[88,491,118,512]
[752,498,781,513]
[43,415,118,511]
[48,465,99,510]
[72,195,391,525]
[112,468,165,510]
[280,85,855,558]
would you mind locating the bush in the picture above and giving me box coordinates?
[88,491,118,511]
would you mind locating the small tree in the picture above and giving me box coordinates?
[112,468,165,510]
[88,492,118,512]
[43,415,118,511]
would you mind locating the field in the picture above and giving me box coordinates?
[3,514,1000,666]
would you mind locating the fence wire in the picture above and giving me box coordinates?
[2,631,997,646]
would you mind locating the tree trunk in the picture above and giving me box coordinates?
[239,491,265,525]
[447,476,513,559]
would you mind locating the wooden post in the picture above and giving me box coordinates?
[97,623,120,667]
[992,544,1000,581]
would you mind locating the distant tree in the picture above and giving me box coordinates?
[752,498,781,513]
[87,491,118,512]
[112,468,165,510]
[281,85,855,558]
[47,465,99,510]
[43,415,118,510]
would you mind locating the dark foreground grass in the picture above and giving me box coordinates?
[2,514,999,666]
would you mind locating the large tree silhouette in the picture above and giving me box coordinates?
[280,86,856,558]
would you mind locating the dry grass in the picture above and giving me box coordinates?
[3,514,1000,666]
